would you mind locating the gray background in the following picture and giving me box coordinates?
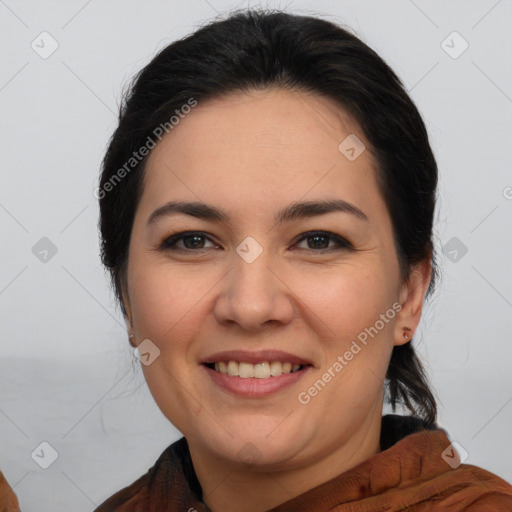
[1,0,511,510]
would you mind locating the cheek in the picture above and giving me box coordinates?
[128,263,209,430]
[128,254,398,342]
[128,259,202,347]
[293,264,396,338]
[296,270,397,411]
[297,265,398,404]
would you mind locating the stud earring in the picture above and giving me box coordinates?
[403,327,412,340]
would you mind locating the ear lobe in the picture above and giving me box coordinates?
[394,258,432,346]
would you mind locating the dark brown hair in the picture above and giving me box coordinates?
[98,9,439,425]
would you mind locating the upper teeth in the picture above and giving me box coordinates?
[213,361,302,378]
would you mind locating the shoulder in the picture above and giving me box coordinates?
[409,461,512,511]
[0,471,20,512]
[93,471,149,512]
[93,437,189,512]
[381,418,512,511]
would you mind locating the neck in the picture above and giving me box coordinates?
[189,403,383,512]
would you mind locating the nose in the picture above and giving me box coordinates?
[212,246,295,332]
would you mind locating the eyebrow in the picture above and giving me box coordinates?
[147,199,369,227]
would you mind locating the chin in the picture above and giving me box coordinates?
[195,416,313,468]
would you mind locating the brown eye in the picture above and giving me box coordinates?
[294,231,352,252]
[159,230,353,253]
[160,232,218,251]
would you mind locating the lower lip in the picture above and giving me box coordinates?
[202,365,311,397]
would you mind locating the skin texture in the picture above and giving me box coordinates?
[122,88,431,512]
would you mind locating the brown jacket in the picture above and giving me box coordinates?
[0,472,20,512]
[94,415,512,511]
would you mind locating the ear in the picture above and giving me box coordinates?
[121,286,135,347]
[394,257,432,346]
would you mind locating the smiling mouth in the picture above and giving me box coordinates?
[203,360,311,378]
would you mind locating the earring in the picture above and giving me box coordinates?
[403,327,412,340]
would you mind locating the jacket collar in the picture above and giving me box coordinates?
[177,413,443,509]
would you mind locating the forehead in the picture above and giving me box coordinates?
[139,88,383,221]
[148,87,366,164]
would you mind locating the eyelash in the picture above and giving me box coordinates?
[159,230,353,253]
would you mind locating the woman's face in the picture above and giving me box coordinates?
[124,88,416,469]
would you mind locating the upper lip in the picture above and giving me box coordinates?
[201,350,313,366]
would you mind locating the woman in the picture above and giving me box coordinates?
[93,9,512,512]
